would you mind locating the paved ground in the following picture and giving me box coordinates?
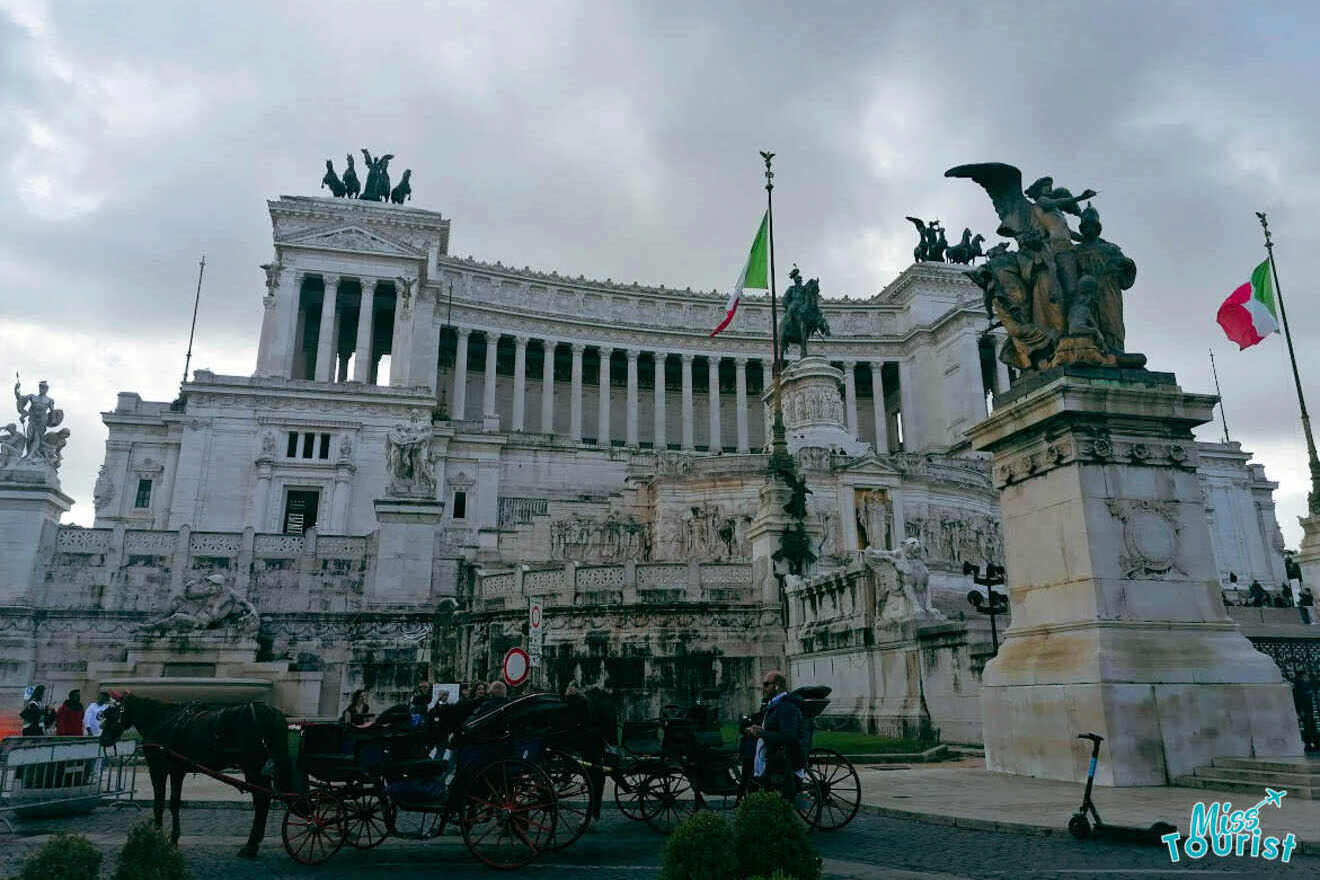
[3,801,1318,880]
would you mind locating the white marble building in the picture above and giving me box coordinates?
[4,193,1293,724]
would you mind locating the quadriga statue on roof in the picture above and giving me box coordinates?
[947,163,1142,372]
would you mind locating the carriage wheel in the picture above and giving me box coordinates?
[613,759,663,821]
[461,758,559,869]
[806,748,861,830]
[281,790,345,865]
[639,764,695,834]
[543,749,592,850]
[792,769,825,829]
[343,789,392,849]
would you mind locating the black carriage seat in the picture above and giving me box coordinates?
[458,693,568,742]
[619,720,662,754]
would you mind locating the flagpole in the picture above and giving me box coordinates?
[181,255,206,387]
[761,150,789,460]
[1256,211,1320,515]
[1208,348,1230,443]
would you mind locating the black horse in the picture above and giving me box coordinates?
[100,694,297,858]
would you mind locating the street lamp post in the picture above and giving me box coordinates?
[964,561,1008,654]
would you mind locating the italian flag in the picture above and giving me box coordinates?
[1217,259,1279,349]
[710,212,769,337]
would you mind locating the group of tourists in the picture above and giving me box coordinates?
[17,687,111,737]
[339,679,514,728]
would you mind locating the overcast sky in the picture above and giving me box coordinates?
[4,1,1320,547]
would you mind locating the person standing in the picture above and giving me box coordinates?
[83,691,110,737]
[342,690,372,726]
[20,685,50,736]
[54,690,83,736]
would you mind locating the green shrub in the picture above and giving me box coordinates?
[19,833,103,880]
[734,791,821,880]
[746,873,799,880]
[660,809,737,880]
[112,822,190,880]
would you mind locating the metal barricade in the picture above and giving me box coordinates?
[0,737,138,831]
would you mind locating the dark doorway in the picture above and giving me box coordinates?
[283,489,320,535]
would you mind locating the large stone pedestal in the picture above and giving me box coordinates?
[967,368,1302,785]
[1294,512,1320,590]
[0,467,72,605]
[763,356,871,457]
[372,498,445,604]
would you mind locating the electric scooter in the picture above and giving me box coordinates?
[1069,733,1180,845]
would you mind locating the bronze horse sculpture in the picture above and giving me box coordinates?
[99,694,297,858]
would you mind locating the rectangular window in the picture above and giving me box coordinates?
[301,432,315,458]
[283,489,320,534]
[452,491,467,520]
[318,433,331,459]
[133,479,153,509]
[286,432,299,457]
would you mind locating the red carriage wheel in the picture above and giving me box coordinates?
[542,749,592,850]
[343,788,392,849]
[639,764,695,834]
[460,758,558,869]
[281,790,345,865]
[805,748,861,830]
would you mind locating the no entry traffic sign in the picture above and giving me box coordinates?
[502,646,530,688]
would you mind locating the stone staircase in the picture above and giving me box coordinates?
[1175,756,1320,799]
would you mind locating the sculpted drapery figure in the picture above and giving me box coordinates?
[863,537,943,620]
[780,266,831,360]
[135,573,260,637]
[947,163,1142,372]
[386,412,435,496]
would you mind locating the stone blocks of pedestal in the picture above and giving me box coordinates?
[967,367,1302,785]
[762,357,871,457]
[0,468,72,605]
[372,498,445,605]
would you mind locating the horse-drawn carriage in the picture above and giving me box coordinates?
[618,685,862,834]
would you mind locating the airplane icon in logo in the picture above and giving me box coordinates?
[1253,788,1287,811]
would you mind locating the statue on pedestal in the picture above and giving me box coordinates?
[947,163,1142,372]
[863,537,943,621]
[135,573,260,637]
[780,266,831,360]
[7,375,67,470]
[386,412,436,497]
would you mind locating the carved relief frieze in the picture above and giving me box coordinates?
[551,513,652,563]
[991,427,1198,489]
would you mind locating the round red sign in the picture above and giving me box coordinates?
[502,647,530,688]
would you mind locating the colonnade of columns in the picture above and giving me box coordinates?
[308,274,385,384]
[445,328,903,454]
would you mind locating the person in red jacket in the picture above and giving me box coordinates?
[54,690,84,736]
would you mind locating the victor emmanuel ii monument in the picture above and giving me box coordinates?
[0,154,1310,778]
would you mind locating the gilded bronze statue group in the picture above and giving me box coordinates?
[321,149,413,204]
[946,163,1142,372]
[907,218,986,265]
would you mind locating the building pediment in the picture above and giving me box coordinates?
[837,454,903,479]
[279,224,422,257]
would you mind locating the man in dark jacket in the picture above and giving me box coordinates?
[747,670,805,798]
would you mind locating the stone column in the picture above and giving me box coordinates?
[511,335,528,431]
[842,361,859,438]
[654,352,667,449]
[707,356,722,453]
[869,362,890,454]
[452,328,470,420]
[250,459,274,531]
[597,346,613,447]
[353,279,375,383]
[735,357,750,453]
[967,368,1303,785]
[482,332,499,417]
[331,460,354,534]
[256,274,281,377]
[626,349,640,448]
[570,343,585,443]
[314,275,340,382]
[541,339,556,434]
[897,358,917,450]
[995,358,1012,397]
[680,353,695,451]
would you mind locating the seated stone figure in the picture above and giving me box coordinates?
[862,537,944,621]
[136,573,259,637]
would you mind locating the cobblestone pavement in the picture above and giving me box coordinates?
[2,805,1318,880]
